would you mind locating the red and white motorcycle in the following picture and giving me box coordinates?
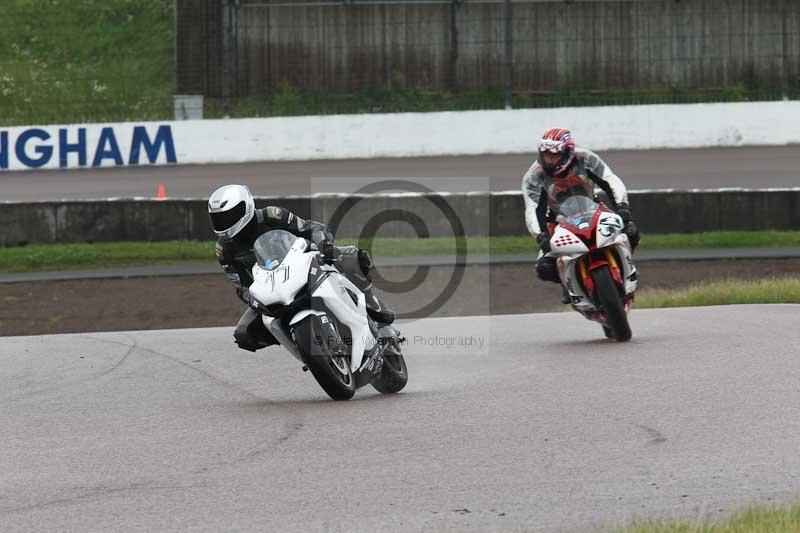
[545,195,638,341]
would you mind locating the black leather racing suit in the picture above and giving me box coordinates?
[216,206,391,352]
[521,148,639,283]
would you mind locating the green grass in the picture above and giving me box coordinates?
[638,231,800,250]
[635,277,800,309]
[356,231,800,257]
[549,277,800,313]
[617,503,800,532]
[207,85,798,119]
[0,241,213,273]
[1,231,800,273]
[0,0,173,126]
[350,236,523,257]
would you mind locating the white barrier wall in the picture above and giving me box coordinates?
[2,101,800,171]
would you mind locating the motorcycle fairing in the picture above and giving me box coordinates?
[549,197,637,300]
[250,239,312,307]
[595,212,624,249]
[550,225,589,255]
[311,274,376,372]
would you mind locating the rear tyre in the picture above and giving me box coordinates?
[293,316,355,400]
[371,343,408,394]
[590,266,632,342]
[602,325,614,339]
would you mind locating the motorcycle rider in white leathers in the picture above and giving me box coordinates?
[522,128,640,299]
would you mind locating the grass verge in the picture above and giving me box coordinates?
[0,241,213,273]
[637,231,800,250]
[358,231,800,257]
[548,277,800,313]
[204,85,798,120]
[1,231,800,273]
[617,503,800,532]
[634,277,800,308]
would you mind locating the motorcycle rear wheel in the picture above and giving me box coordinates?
[294,316,356,400]
[590,265,632,342]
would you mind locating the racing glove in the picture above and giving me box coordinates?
[616,203,640,250]
[321,240,339,264]
[536,232,551,254]
[357,249,374,275]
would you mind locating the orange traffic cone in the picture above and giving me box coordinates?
[156,183,167,200]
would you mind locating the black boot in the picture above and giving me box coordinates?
[234,307,280,351]
[348,273,396,324]
[337,246,396,324]
[363,285,396,325]
[560,284,572,305]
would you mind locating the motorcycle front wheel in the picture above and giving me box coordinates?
[294,316,356,400]
[371,343,408,394]
[590,265,632,342]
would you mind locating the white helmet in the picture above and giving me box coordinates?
[208,184,255,240]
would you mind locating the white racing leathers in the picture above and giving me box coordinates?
[522,148,629,239]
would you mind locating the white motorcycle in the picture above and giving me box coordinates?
[247,230,408,400]
[546,195,639,342]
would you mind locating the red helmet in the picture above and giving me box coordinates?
[537,128,575,175]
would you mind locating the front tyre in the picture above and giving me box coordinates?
[590,265,632,342]
[293,316,355,400]
[371,343,408,394]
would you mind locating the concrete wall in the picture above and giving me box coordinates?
[3,101,800,171]
[3,189,798,246]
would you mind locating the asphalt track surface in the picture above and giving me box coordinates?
[3,305,800,531]
[2,146,799,201]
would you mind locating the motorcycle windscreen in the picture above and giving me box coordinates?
[555,195,599,227]
[253,230,301,271]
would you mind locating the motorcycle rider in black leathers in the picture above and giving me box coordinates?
[522,128,640,301]
[208,184,395,352]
